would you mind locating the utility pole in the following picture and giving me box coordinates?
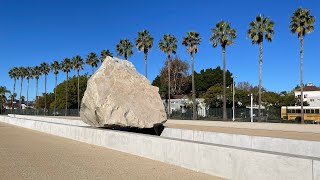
[232,76,237,121]
[250,93,253,122]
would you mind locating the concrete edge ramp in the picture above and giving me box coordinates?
[161,127,320,159]
[8,114,89,127]
[0,115,319,180]
[167,119,320,133]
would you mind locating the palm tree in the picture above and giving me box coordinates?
[25,66,33,109]
[290,7,315,124]
[9,93,17,110]
[61,58,72,116]
[73,55,84,116]
[158,34,178,118]
[40,62,51,115]
[182,32,202,120]
[116,39,133,60]
[86,52,99,75]
[135,30,154,78]
[32,66,42,114]
[247,15,275,121]
[8,67,19,111]
[18,67,27,106]
[100,49,113,63]
[51,61,60,116]
[210,20,236,120]
[0,86,10,114]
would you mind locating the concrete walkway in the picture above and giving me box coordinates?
[0,122,221,180]
[166,120,320,141]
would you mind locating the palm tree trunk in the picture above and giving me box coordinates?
[36,79,38,115]
[65,72,68,116]
[144,53,148,78]
[300,37,304,124]
[167,54,171,119]
[54,74,57,116]
[77,70,80,116]
[258,42,263,122]
[92,66,94,76]
[27,79,29,114]
[12,79,16,112]
[125,53,127,60]
[222,47,227,120]
[20,78,23,108]
[191,54,196,120]
[44,74,47,116]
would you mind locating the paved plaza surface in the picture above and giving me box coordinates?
[166,123,320,141]
[0,122,221,180]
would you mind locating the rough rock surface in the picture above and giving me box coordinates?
[80,56,167,128]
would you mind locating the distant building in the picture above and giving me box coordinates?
[163,95,207,117]
[294,82,320,107]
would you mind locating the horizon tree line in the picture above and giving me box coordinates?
[6,7,315,123]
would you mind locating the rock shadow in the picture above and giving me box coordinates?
[100,124,164,136]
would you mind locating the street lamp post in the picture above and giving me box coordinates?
[232,76,237,121]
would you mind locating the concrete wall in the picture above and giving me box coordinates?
[0,115,319,180]
[166,119,320,133]
[161,127,320,159]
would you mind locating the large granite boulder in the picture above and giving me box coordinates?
[80,56,167,128]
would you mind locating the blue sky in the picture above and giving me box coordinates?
[0,0,319,100]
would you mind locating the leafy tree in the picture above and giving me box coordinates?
[135,30,154,78]
[210,20,236,120]
[54,74,89,110]
[51,60,60,115]
[290,7,315,123]
[204,84,249,108]
[86,52,99,75]
[61,58,72,116]
[158,34,178,117]
[158,56,190,96]
[203,84,224,108]
[40,62,51,114]
[100,49,113,63]
[195,67,232,96]
[73,55,84,115]
[279,91,296,107]
[261,91,280,107]
[8,67,19,109]
[182,31,202,120]
[0,86,10,113]
[237,81,252,92]
[116,39,134,60]
[248,14,275,121]
[36,93,54,110]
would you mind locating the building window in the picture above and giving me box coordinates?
[310,99,314,102]
[316,109,320,114]
[297,95,301,98]
[304,94,307,98]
